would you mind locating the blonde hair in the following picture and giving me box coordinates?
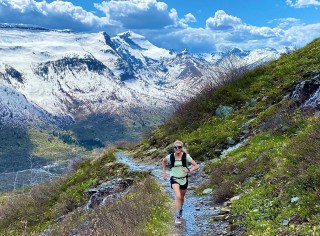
[174,140,188,154]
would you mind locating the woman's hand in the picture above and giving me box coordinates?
[163,172,168,180]
[183,167,190,173]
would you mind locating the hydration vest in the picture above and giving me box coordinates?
[170,152,187,169]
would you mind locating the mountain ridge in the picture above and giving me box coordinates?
[0,26,293,144]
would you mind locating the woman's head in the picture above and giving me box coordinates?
[173,140,186,153]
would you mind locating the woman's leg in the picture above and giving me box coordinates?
[180,189,187,207]
[179,189,187,216]
[172,183,182,212]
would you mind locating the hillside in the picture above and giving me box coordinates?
[131,38,320,235]
[0,38,319,235]
[0,26,289,177]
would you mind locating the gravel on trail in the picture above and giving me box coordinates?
[116,152,240,236]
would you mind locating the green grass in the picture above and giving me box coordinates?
[231,117,320,235]
[29,129,87,160]
[134,38,320,235]
[0,146,172,236]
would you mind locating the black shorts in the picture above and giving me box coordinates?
[170,177,188,190]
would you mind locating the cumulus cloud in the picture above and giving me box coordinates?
[94,0,179,29]
[282,22,320,46]
[286,0,320,8]
[152,27,218,52]
[205,10,282,39]
[0,0,110,31]
[206,10,242,30]
[182,13,196,23]
[0,0,319,53]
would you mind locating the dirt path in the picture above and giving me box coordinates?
[117,152,233,236]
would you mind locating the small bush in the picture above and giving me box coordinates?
[210,155,273,203]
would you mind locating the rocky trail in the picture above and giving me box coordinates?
[116,152,236,236]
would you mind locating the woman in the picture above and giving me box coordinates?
[162,140,199,224]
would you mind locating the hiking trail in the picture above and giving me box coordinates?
[117,152,235,236]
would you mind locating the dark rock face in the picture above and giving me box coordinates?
[290,74,320,110]
[85,177,134,209]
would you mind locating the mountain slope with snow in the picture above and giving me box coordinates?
[0,25,292,144]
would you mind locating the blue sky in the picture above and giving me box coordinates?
[1,0,320,53]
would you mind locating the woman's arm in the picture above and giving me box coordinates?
[188,159,199,173]
[162,157,168,180]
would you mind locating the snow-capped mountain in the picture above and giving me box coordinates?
[0,24,291,142]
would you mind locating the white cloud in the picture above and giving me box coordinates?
[94,0,179,29]
[148,9,320,52]
[0,1,319,53]
[183,13,197,23]
[286,0,320,8]
[0,0,108,31]
[206,10,242,30]
[269,18,301,29]
[283,22,320,46]
[152,27,218,52]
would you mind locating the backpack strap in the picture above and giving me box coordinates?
[170,153,175,169]
[181,152,187,167]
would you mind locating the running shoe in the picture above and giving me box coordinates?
[175,216,182,224]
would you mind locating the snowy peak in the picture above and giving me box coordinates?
[210,47,291,67]
[0,85,72,128]
[0,23,51,31]
[112,31,173,62]
[0,27,290,143]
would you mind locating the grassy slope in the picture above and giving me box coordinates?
[133,38,320,235]
[0,147,172,235]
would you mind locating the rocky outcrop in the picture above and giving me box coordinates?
[290,73,320,110]
[85,177,134,209]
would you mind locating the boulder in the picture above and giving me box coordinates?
[290,74,320,109]
[215,105,233,118]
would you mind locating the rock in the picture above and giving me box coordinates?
[216,105,233,118]
[247,98,257,107]
[212,215,225,221]
[226,137,235,145]
[86,188,99,193]
[218,207,230,215]
[289,75,320,109]
[214,149,222,155]
[233,168,240,174]
[202,188,213,195]
[223,201,232,207]
[291,196,299,203]
[241,129,250,135]
[230,195,241,202]
[146,148,157,154]
[282,219,289,226]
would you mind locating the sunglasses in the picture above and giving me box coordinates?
[174,145,183,149]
